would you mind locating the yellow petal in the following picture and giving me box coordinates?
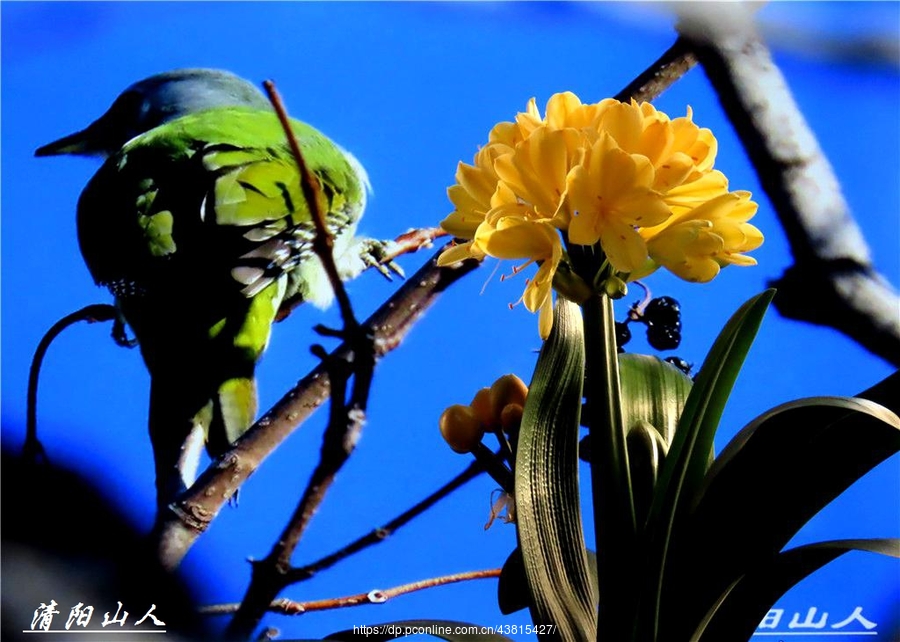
[437,241,483,266]
[600,220,650,273]
[537,291,554,339]
[598,101,644,154]
[545,92,584,130]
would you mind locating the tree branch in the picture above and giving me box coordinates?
[200,568,502,616]
[614,36,697,103]
[677,4,900,366]
[263,80,360,332]
[225,83,384,638]
[26,304,121,465]
[289,461,483,581]
[153,249,479,569]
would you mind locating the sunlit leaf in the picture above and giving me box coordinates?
[515,298,595,640]
[641,289,775,641]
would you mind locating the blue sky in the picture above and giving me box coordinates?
[2,2,898,640]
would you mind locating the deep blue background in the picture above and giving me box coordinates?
[3,2,898,640]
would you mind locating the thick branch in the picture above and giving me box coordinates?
[677,4,900,366]
[154,250,479,570]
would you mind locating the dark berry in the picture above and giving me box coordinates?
[664,356,693,375]
[644,296,681,328]
[647,324,681,350]
[615,321,632,349]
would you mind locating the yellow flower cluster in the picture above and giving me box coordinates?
[438,92,763,337]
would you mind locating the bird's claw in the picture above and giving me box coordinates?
[112,312,139,348]
[359,239,405,281]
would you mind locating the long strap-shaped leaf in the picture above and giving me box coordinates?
[667,393,900,639]
[641,289,775,641]
[516,298,595,642]
[689,538,900,642]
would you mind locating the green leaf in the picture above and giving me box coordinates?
[857,370,900,417]
[581,294,635,639]
[619,354,693,527]
[642,289,775,641]
[515,298,595,641]
[497,548,528,615]
[665,392,900,639]
[690,539,900,642]
[325,619,515,642]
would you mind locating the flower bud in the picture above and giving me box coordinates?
[490,374,529,422]
[500,403,524,434]
[439,404,485,454]
[470,387,495,427]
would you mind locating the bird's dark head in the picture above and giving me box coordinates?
[36,68,270,159]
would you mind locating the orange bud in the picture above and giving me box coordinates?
[439,404,485,454]
[470,387,494,427]
[489,374,528,422]
[500,403,524,433]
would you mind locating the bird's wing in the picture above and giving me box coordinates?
[78,108,366,302]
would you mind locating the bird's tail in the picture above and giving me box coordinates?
[144,281,284,510]
[148,365,258,510]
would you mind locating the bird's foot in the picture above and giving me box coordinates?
[112,311,139,348]
[357,238,405,281]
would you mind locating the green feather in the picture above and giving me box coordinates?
[75,105,368,504]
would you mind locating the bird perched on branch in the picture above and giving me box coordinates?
[37,68,389,508]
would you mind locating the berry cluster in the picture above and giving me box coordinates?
[616,293,692,376]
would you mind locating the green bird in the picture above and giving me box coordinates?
[37,69,386,508]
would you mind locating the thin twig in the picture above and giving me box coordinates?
[677,4,900,366]
[289,461,483,581]
[275,226,446,323]
[26,303,119,464]
[201,568,502,616]
[226,80,379,641]
[263,81,358,332]
[614,36,697,103]
[382,227,448,262]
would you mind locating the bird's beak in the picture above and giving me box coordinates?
[35,124,107,158]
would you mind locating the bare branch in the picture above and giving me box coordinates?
[200,568,502,616]
[263,81,359,332]
[153,249,479,569]
[26,304,120,464]
[614,36,697,103]
[289,461,483,581]
[677,4,900,366]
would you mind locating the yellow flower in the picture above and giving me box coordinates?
[595,101,723,197]
[564,133,671,273]
[443,142,512,239]
[517,92,610,136]
[475,212,563,340]
[642,191,764,282]
[493,126,584,219]
[439,91,763,337]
